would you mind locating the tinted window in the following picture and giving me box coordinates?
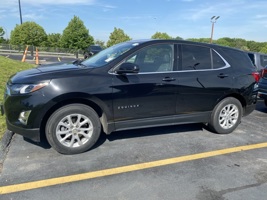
[260,55,267,68]
[181,45,211,70]
[212,50,226,69]
[125,44,174,73]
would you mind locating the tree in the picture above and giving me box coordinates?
[10,22,47,46]
[60,16,94,50]
[232,38,248,50]
[47,33,62,48]
[94,39,106,49]
[151,32,172,39]
[216,38,231,47]
[106,27,131,47]
[187,38,210,43]
[0,27,5,43]
[174,36,183,40]
[260,44,267,54]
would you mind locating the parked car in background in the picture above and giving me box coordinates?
[1,39,260,154]
[258,65,267,107]
[247,51,267,72]
[83,45,103,59]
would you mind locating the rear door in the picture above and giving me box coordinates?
[176,44,233,114]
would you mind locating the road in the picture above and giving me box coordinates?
[0,100,266,200]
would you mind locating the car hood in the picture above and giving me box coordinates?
[9,63,93,84]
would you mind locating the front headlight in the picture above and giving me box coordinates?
[10,82,49,94]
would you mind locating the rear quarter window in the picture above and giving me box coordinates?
[260,55,267,68]
[220,48,254,70]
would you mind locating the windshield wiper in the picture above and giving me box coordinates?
[72,59,87,68]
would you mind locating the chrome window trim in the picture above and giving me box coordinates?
[109,47,231,75]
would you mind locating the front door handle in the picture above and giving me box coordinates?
[162,77,176,82]
[217,73,228,78]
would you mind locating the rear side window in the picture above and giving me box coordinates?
[181,45,211,70]
[181,45,226,71]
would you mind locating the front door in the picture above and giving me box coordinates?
[112,43,178,125]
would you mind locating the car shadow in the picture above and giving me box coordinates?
[105,123,204,142]
[23,123,205,152]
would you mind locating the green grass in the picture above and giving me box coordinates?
[0,56,34,140]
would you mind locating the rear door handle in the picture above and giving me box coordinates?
[217,73,228,78]
[162,77,176,82]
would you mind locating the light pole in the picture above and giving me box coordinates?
[18,0,23,24]
[210,16,219,43]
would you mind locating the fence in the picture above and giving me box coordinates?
[0,44,84,59]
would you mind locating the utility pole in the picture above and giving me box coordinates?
[210,16,220,43]
[18,0,23,24]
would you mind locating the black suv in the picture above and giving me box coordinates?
[1,40,260,154]
[83,45,102,59]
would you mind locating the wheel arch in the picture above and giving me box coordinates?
[216,93,247,114]
[40,96,110,142]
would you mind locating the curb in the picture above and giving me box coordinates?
[0,130,14,165]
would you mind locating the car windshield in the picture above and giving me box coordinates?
[82,42,140,68]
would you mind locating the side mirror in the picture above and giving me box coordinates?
[116,62,139,75]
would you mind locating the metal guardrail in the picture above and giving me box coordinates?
[0,44,84,58]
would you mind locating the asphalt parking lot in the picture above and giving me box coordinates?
[0,100,266,200]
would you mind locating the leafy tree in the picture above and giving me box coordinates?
[232,38,248,50]
[0,27,4,36]
[215,38,231,47]
[247,40,261,52]
[94,39,106,49]
[10,22,47,46]
[106,27,131,47]
[260,44,267,54]
[46,33,62,48]
[151,32,172,39]
[60,16,94,50]
[174,36,183,40]
[187,38,210,43]
[0,27,4,43]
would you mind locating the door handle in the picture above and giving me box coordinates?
[217,73,228,78]
[162,77,176,82]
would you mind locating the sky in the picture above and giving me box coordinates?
[0,0,267,43]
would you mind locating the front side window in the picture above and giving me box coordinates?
[125,44,174,73]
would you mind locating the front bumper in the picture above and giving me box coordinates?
[6,118,41,142]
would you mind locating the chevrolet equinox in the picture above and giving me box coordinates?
[1,40,260,154]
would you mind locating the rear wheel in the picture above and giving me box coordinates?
[264,99,267,107]
[45,104,101,154]
[209,97,242,134]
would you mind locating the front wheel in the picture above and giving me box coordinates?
[45,104,101,154]
[264,99,267,107]
[208,97,242,134]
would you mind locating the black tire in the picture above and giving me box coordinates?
[264,99,267,107]
[45,104,101,154]
[208,97,242,134]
